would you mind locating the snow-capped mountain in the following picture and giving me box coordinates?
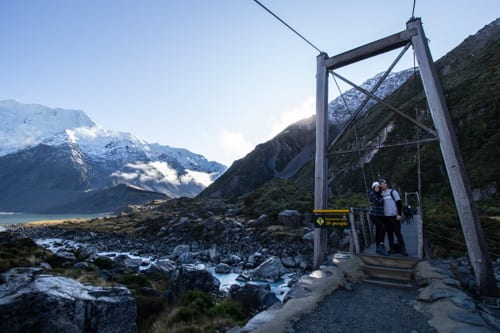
[0,100,96,156]
[0,100,227,213]
[328,68,414,124]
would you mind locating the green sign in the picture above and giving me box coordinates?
[313,209,350,229]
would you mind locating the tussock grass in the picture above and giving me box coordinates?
[145,290,246,333]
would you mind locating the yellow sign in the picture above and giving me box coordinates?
[313,209,349,228]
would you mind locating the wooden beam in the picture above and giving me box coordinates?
[313,52,329,268]
[325,29,416,70]
[408,18,497,296]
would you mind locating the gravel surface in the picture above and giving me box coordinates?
[292,282,438,333]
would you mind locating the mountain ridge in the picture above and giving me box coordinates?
[0,100,227,213]
[200,68,415,199]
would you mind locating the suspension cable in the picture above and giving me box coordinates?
[253,0,323,53]
[331,74,369,192]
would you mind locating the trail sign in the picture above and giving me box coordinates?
[313,209,350,229]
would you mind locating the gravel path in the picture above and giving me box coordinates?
[292,282,438,333]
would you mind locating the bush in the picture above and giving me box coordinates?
[181,290,214,309]
[93,257,113,270]
[170,307,198,324]
[121,273,150,289]
[208,300,245,321]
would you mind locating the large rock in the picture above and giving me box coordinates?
[146,258,178,280]
[252,256,288,282]
[230,283,279,313]
[277,210,302,228]
[175,264,220,294]
[0,267,136,333]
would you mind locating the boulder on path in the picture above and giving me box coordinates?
[0,267,136,333]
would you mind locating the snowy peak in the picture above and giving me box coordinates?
[328,68,414,124]
[0,100,96,156]
[0,100,227,204]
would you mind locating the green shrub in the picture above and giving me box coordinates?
[121,273,150,288]
[170,307,199,324]
[181,290,214,309]
[93,257,113,270]
[208,300,245,321]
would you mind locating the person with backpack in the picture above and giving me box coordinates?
[379,179,408,256]
[366,181,388,256]
[406,205,414,224]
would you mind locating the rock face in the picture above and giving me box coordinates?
[0,267,137,333]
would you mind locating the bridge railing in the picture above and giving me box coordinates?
[349,206,424,258]
[348,208,373,254]
[313,207,424,258]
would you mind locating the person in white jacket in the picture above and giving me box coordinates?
[379,179,407,256]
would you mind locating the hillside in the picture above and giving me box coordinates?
[200,69,414,199]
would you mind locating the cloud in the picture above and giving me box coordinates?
[111,161,180,185]
[211,97,315,167]
[268,96,315,137]
[180,170,213,187]
[217,129,254,165]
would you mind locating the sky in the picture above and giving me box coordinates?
[0,1,498,167]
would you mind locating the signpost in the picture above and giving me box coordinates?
[313,209,350,229]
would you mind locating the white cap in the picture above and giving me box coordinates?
[372,181,380,189]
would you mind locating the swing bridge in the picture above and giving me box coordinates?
[309,17,497,296]
[254,0,497,296]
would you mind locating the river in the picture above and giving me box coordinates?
[0,212,114,225]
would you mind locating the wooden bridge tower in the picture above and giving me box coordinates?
[314,18,497,296]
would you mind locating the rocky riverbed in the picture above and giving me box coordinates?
[2,198,500,332]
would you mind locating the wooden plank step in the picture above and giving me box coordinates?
[364,277,416,289]
[362,263,414,281]
[359,254,420,269]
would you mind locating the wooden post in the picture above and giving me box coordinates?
[366,211,375,244]
[359,212,369,248]
[313,52,329,268]
[349,210,360,254]
[417,208,424,259]
[408,18,497,296]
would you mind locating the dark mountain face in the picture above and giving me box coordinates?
[0,144,93,192]
[201,18,500,201]
[199,119,316,199]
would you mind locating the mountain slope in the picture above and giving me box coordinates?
[200,68,414,199]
